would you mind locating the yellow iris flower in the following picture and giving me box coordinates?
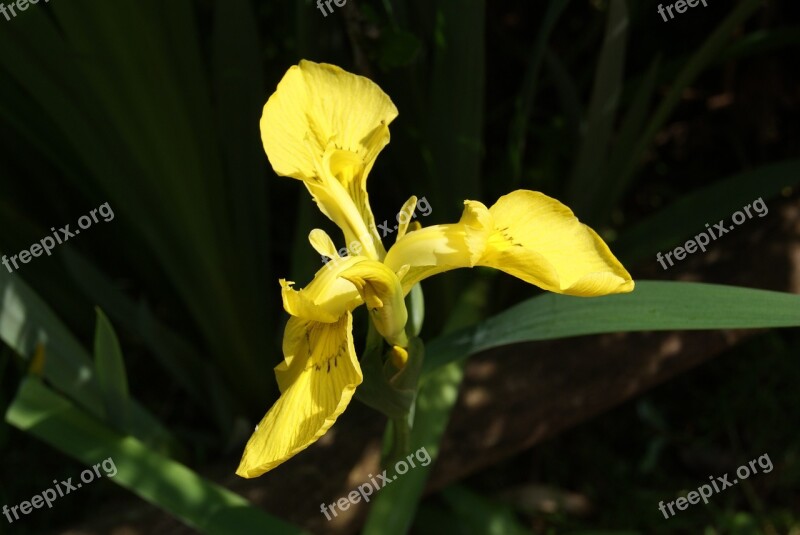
[236,60,634,478]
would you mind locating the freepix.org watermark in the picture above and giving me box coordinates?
[2,202,114,274]
[316,0,346,17]
[3,457,118,525]
[656,197,767,270]
[321,196,432,269]
[657,452,773,519]
[0,0,51,23]
[320,446,432,520]
[657,0,708,23]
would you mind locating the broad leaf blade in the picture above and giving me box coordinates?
[424,281,800,372]
[615,160,800,263]
[0,269,174,449]
[5,378,307,535]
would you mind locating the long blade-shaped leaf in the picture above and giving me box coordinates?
[424,281,800,373]
[0,0,273,410]
[607,0,762,207]
[62,248,239,437]
[0,269,173,449]
[426,0,486,211]
[93,308,131,432]
[507,0,571,185]
[567,0,628,218]
[615,160,800,263]
[364,276,493,535]
[5,378,307,535]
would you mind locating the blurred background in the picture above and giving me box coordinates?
[0,0,799,533]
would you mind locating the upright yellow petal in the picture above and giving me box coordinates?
[237,313,361,478]
[480,190,633,296]
[395,196,418,240]
[308,228,340,260]
[261,60,398,259]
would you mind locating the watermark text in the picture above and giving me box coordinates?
[656,197,767,270]
[2,202,115,274]
[320,446,431,520]
[3,457,118,525]
[657,452,772,519]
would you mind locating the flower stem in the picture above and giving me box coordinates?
[386,415,411,474]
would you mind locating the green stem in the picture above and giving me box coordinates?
[386,415,411,472]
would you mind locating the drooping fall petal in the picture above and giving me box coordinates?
[280,252,365,323]
[481,190,633,296]
[384,189,634,296]
[236,313,361,478]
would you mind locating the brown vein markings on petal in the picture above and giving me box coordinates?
[493,226,525,248]
[308,316,349,374]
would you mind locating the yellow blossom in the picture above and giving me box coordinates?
[237,61,633,478]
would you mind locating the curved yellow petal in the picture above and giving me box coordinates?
[383,200,490,292]
[237,313,361,478]
[308,228,339,260]
[303,167,384,259]
[395,196,418,240]
[261,60,397,259]
[280,255,365,323]
[480,190,633,296]
[340,260,409,347]
[385,190,633,296]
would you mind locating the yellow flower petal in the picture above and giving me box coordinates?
[383,200,490,292]
[385,190,633,296]
[280,255,364,323]
[261,60,398,259]
[237,313,361,478]
[308,228,340,260]
[395,196,418,240]
[339,260,409,347]
[480,190,633,296]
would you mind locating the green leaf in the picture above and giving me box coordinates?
[211,0,273,349]
[597,55,661,223]
[406,283,425,338]
[363,276,493,535]
[363,361,465,535]
[355,337,420,421]
[607,0,762,207]
[93,308,131,432]
[379,29,422,71]
[62,248,239,437]
[0,0,274,411]
[426,0,486,211]
[424,281,800,373]
[568,0,628,217]
[716,26,800,63]
[440,485,531,535]
[5,377,307,535]
[615,160,800,263]
[507,0,570,185]
[0,269,174,450]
